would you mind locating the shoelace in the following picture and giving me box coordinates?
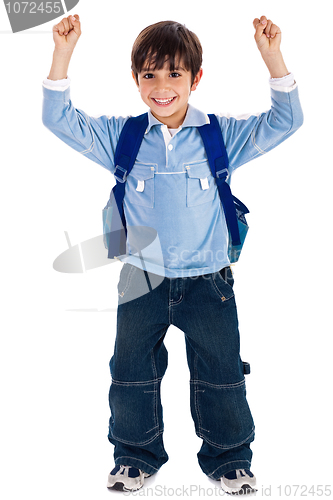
[116,465,144,480]
[118,465,126,476]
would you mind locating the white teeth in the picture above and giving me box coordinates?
[153,97,175,104]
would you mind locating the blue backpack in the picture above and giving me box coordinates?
[103,113,249,263]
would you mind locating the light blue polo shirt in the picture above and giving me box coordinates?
[42,78,303,278]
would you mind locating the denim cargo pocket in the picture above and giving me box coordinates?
[190,379,255,449]
[126,162,156,208]
[185,160,215,207]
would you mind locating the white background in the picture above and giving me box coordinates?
[1,0,332,498]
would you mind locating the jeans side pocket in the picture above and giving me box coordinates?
[219,266,234,288]
[210,270,235,302]
[117,264,136,298]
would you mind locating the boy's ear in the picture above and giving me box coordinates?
[132,70,139,88]
[191,68,203,91]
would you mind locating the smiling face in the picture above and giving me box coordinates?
[133,60,203,129]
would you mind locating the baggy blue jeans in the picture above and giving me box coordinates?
[108,264,255,480]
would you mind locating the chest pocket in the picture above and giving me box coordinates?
[185,160,215,207]
[125,163,156,208]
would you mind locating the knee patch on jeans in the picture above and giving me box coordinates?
[190,378,254,450]
[108,379,163,446]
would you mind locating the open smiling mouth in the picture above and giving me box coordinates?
[151,97,177,106]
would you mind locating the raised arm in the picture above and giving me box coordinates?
[48,14,81,80]
[216,15,303,173]
[42,15,127,173]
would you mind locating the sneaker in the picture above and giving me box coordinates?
[107,465,151,491]
[220,469,257,494]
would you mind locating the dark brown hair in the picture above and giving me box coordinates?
[131,21,203,84]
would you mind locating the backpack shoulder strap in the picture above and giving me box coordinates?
[197,114,229,178]
[106,113,148,258]
[113,113,149,183]
[197,114,241,246]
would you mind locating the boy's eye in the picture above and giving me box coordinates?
[170,72,181,78]
[143,73,154,79]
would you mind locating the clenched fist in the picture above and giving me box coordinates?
[253,16,282,56]
[252,15,288,78]
[53,14,81,52]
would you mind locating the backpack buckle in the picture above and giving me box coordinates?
[216,168,229,181]
[114,165,127,183]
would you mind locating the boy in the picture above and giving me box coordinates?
[42,14,303,494]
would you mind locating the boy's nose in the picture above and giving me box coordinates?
[155,79,171,92]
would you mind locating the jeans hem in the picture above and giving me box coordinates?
[114,456,159,476]
[206,460,252,480]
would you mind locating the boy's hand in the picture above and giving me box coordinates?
[47,14,81,80]
[53,14,81,53]
[253,15,288,78]
[253,16,281,57]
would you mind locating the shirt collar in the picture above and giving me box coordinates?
[145,104,209,134]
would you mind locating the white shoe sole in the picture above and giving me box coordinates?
[220,483,257,495]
